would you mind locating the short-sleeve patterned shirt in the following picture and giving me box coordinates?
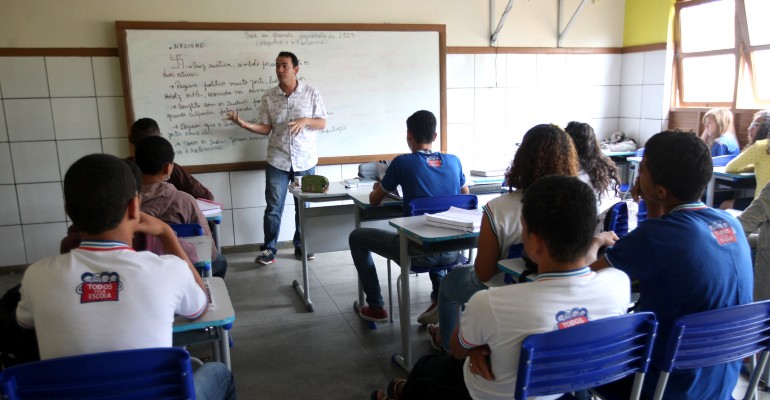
[257,81,327,172]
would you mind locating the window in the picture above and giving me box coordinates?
[675,0,770,107]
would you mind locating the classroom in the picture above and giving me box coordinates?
[0,0,767,399]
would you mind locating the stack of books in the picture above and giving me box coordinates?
[425,207,483,232]
[196,198,223,217]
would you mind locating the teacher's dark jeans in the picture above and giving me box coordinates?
[262,164,315,254]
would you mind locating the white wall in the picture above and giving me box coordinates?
[0,0,625,48]
[618,49,674,146]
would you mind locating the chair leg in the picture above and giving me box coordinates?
[387,259,393,323]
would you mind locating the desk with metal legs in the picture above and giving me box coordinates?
[173,277,235,369]
[289,182,361,312]
[388,216,479,371]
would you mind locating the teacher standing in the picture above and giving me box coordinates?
[225,51,327,265]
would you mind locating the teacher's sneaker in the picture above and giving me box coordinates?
[255,250,275,265]
[358,306,388,323]
[294,247,316,261]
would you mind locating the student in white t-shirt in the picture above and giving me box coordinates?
[370,176,630,400]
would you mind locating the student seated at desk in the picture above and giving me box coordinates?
[430,124,579,352]
[723,110,770,210]
[737,180,770,301]
[136,136,227,279]
[590,131,753,400]
[59,117,216,254]
[16,154,235,400]
[350,110,468,324]
[700,108,740,157]
[370,176,630,400]
[565,121,621,223]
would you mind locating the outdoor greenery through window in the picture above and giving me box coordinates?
[676,0,770,107]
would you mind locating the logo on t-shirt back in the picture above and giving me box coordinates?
[76,272,123,303]
[426,155,443,168]
[709,220,738,246]
[555,307,590,330]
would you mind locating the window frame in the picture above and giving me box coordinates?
[674,0,770,108]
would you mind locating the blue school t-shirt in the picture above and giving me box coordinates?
[380,151,465,214]
[604,202,753,400]
[712,133,740,156]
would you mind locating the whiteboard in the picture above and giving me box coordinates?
[117,22,446,171]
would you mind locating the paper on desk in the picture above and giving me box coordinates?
[425,207,483,232]
[470,169,505,177]
[344,177,376,186]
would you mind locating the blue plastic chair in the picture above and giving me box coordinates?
[637,200,647,224]
[0,347,195,400]
[170,223,212,277]
[605,201,630,237]
[650,300,770,400]
[515,312,658,400]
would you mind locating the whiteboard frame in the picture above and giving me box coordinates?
[116,21,447,173]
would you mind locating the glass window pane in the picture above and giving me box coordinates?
[680,0,735,53]
[682,54,736,103]
[752,50,770,98]
[746,0,770,46]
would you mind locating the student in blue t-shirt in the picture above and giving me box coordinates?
[590,130,753,400]
[700,108,740,156]
[350,110,469,323]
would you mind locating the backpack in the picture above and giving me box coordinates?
[0,284,40,369]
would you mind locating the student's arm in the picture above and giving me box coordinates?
[450,319,495,380]
[585,231,618,266]
[474,217,501,282]
[739,182,770,235]
[369,182,388,206]
[224,110,271,135]
[726,143,761,173]
[461,185,470,195]
[136,212,208,318]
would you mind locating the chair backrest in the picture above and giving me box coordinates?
[604,201,629,237]
[652,300,770,400]
[0,347,195,400]
[515,312,658,400]
[407,194,478,216]
[169,223,205,237]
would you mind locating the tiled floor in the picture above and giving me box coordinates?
[1,249,769,399]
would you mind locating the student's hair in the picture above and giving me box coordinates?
[751,110,770,148]
[565,121,620,197]
[522,176,597,263]
[506,124,579,191]
[645,130,712,202]
[406,110,437,144]
[702,108,734,138]
[129,118,161,145]
[64,154,139,235]
[277,51,299,67]
[135,136,175,175]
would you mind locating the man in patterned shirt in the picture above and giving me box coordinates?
[226,51,327,265]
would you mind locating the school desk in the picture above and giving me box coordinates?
[206,213,222,254]
[388,215,479,371]
[496,258,537,283]
[173,277,235,369]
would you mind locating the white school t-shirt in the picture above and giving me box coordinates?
[16,241,207,360]
[459,267,630,400]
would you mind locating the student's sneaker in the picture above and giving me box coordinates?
[417,302,439,325]
[294,247,315,260]
[255,250,275,265]
[358,306,388,323]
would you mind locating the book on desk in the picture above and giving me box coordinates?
[425,207,483,232]
[196,198,223,217]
